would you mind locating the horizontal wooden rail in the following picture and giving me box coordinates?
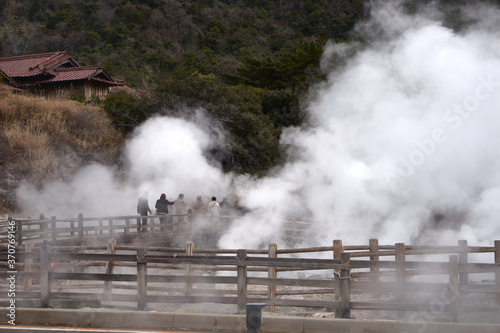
[2,217,500,322]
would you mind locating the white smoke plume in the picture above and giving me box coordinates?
[16,1,500,250]
[17,111,233,217]
[219,1,500,248]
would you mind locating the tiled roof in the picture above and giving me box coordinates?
[29,66,124,86]
[0,51,78,78]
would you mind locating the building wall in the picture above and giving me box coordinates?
[27,81,113,99]
[84,81,110,99]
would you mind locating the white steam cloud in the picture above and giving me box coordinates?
[17,1,500,249]
[17,111,233,217]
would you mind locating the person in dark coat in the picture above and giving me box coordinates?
[155,193,175,232]
[219,197,232,215]
[137,191,152,232]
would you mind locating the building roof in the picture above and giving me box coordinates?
[0,51,124,88]
[0,51,79,78]
[33,66,122,86]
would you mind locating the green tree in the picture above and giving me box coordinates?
[155,75,284,174]
[102,92,155,134]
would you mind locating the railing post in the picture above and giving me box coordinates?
[23,241,33,292]
[333,239,343,317]
[237,249,248,313]
[104,239,116,300]
[495,240,500,305]
[395,243,406,282]
[98,219,103,235]
[15,218,23,246]
[340,252,351,318]
[369,239,380,298]
[458,240,469,285]
[78,213,84,239]
[40,241,50,308]
[185,242,194,296]
[137,248,147,310]
[448,255,459,322]
[395,242,406,318]
[109,219,114,237]
[51,216,57,243]
[268,243,278,312]
[40,213,47,236]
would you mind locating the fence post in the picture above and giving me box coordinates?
[268,243,278,312]
[448,255,459,322]
[395,243,406,318]
[185,242,194,296]
[369,239,380,298]
[78,213,84,239]
[97,219,103,235]
[40,241,50,308]
[109,219,114,237]
[15,218,23,246]
[48,216,56,243]
[125,218,130,234]
[395,243,406,281]
[340,252,351,318]
[51,216,57,243]
[495,240,500,305]
[333,239,343,317]
[23,241,33,292]
[104,239,116,300]
[137,248,147,310]
[237,249,248,313]
[40,214,47,235]
[458,240,469,285]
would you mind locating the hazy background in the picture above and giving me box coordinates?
[17,1,500,249]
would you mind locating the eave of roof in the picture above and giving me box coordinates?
[0,51,79,78]
[0,68,20,87]
[23,66,124,86]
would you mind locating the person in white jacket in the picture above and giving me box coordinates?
[208,196,220,223]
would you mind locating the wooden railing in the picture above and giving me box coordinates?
[1,237,500,322]
[0,213,310,246]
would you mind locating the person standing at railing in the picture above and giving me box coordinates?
[208,196,220,224]
[137,191,152,232]
[174,194,189,231]
[155,193,175,232]
[175,193,187,220]
[192,196,206,215]
[219,197,232,216]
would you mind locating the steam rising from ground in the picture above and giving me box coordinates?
[17,1,500,249]
[18,112,232,218]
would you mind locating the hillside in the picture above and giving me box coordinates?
[0,0,497,214]
[0,0,368,177]
[0,0,365,86]
[0,87,124,213]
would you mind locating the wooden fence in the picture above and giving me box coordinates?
[1,235,500,322]
[0,213,312,247]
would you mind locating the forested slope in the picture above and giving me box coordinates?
[1,0,498,213]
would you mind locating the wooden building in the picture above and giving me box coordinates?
[0,51,125,99]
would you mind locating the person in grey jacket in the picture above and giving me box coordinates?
[137,191,152,232]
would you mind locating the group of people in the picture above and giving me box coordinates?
[136,192,248,232]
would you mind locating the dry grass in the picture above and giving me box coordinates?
[0,88,125,212]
